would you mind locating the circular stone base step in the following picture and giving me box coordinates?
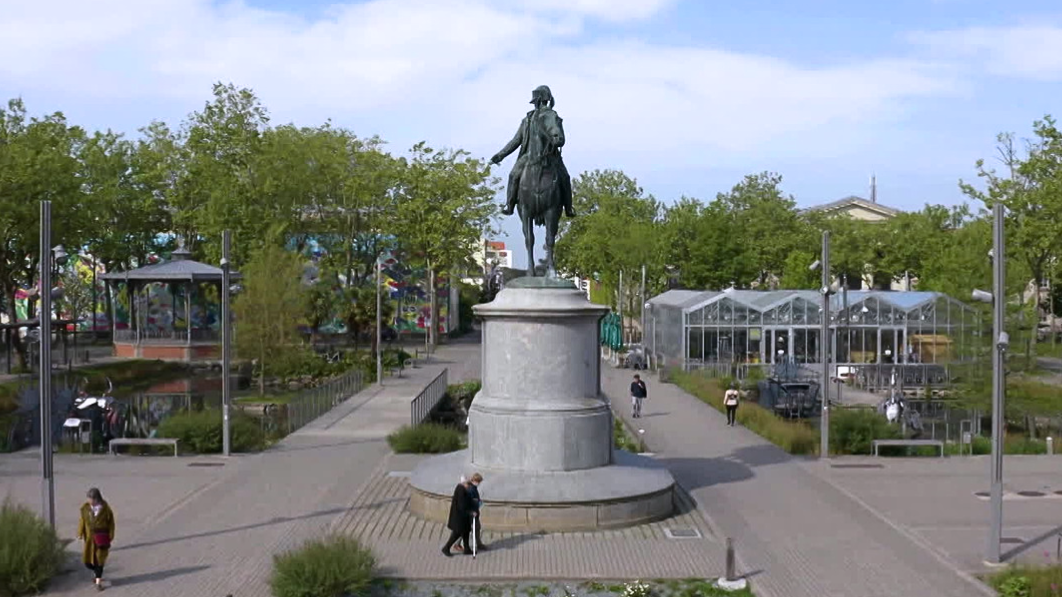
[409,449,676,532]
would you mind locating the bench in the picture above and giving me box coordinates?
[109,438,179,457]
[872,439,945,457]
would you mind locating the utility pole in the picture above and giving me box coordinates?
[618,270,624,347]
[376,257,383,386]
[987,201,1007,564]
[820,231,831,459]
[39,201,55,529]
[221,230,232,457]
[640,264,647,345]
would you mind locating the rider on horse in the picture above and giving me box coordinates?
[491,85,575,218]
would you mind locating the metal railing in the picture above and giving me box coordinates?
[113,328,221,343]
[411,368,448,426]
[284,369,365,434]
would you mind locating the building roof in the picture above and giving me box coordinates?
[803,195,902,218]
[649,288,974,316]
[100,248,242,282]
[486,241,507,250]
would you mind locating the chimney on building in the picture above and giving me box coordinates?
[870,174,877,204]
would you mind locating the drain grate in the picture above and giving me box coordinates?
[664,528,702,539]
[830,464,885,469]
[187,462,224,467]
[387,471,412,478]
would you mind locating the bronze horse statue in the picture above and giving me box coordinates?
[491,85,575,277]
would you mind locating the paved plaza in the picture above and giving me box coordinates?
[5,334,1060,596]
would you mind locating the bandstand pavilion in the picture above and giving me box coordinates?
[101,247,241,361]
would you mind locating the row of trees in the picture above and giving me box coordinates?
[556,117,1062,356]
[0,83,500,369]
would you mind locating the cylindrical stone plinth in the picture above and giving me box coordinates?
[469,285,611,472]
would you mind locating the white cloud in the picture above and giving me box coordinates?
[0,0,960,164]
[908,24,1062,81]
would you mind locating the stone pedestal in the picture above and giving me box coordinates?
[409,280,675,532]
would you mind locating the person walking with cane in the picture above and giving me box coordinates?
[724,382,740,426]
[441,477,474,557]
[630,374,647,418]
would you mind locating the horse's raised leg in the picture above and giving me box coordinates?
[522,209,536,277]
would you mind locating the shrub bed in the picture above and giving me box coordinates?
[0,498,65,597]
[672,370,819,455]
[156,408,267,453]
[613,417,644,452]
[387,423,465,454]
[270,534,375,597]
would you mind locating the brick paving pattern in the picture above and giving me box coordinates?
[332,461,723,580]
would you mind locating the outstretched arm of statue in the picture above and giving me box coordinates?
[491,122,524,164]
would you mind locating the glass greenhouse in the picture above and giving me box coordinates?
[644,289,981,372]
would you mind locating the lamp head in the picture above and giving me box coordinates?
[52,245,68,266]
[971,289,993,304]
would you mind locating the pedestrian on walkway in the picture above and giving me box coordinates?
[77,487,115,591]
[464,473,487,552]
[630,374,647,418]
[724,382,740,426]
[441,477,474,557]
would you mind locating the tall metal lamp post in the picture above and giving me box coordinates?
[38,202,67,529]
[220,231,232,457]
[809,230,834,459]
[376,256,383,386]
[973,201,1007,564]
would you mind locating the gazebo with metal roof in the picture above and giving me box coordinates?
[644,288,981,377]
[100,247,241,361]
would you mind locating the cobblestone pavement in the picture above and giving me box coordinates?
[603,367,995,597]
[22,346,467,597]
[333,453,723,580]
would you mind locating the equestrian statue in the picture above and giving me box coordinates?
[490,85,575,277]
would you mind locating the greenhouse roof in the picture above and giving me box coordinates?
[648,288,974,315]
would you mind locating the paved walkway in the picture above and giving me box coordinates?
[20,341,479,597]
[603,367,995,597]
[332,453,723,580]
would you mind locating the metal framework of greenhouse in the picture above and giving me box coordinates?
[644,288,982,386]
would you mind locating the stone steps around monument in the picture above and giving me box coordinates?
[333,462,715,543]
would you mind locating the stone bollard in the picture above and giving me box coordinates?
[1048,437,1054,456]
[725,537,736,581]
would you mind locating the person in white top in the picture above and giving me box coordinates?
[723,382,740,426]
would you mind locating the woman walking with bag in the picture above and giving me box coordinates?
[78,487,116,591]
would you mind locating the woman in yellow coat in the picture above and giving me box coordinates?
[77,487,116,591]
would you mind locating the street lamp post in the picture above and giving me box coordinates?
[973,202,1007,564]
[376,256,383,386]
[809,231,834,459]
[221,230,232,457]
[38,202,67,529]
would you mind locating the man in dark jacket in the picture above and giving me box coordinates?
[630,374,648,418]
[441,479,474,557]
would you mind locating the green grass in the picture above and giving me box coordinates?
[270,534,375,597]
[613,417,645,452]
[672,370,818,455]
[387,424,465,454]
[989,563,1062,597]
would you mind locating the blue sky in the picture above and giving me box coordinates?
[2,0,1061,267]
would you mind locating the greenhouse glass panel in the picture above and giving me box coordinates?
[704,302,719,324]
[688,327,704,360]
[689,307,703,325]
[733,303,749,324]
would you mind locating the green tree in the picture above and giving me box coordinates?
[392,143,499,345]
[234,244,308,394]
[717,172,806,287]
[960,116,1062,362]
[556,169,661,307]
[0,99,87,369]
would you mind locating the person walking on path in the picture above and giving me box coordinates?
[724,382,740,426]
[77,487,116,591]
[465,473,487,551]
[630,374,648,418]
[441,478,475,557]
